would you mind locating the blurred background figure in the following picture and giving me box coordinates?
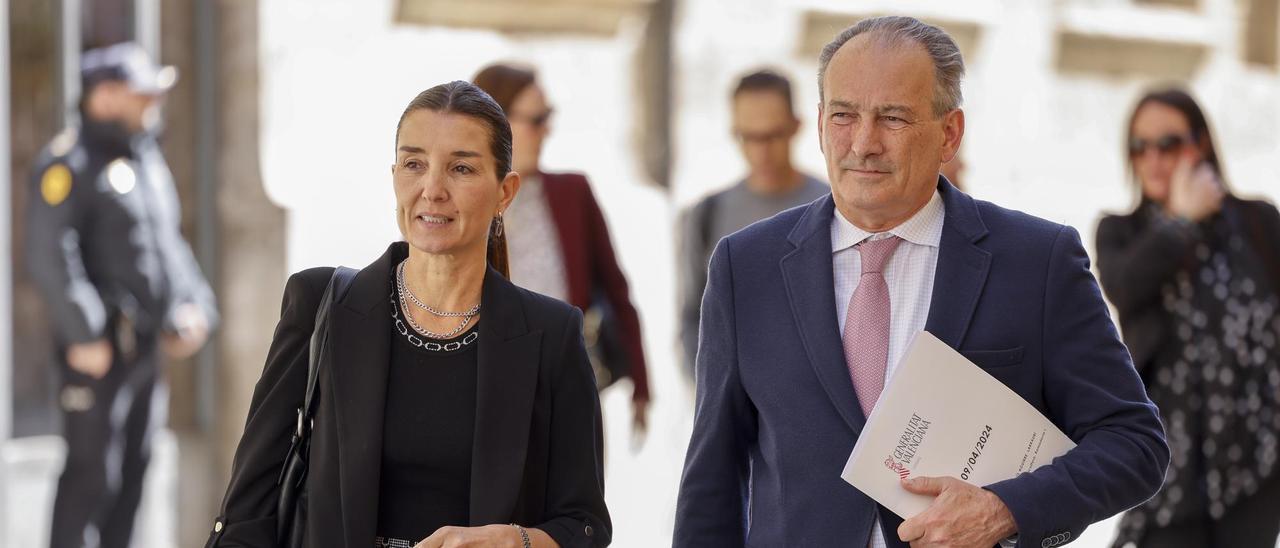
[24,42,217,548]
[1097,88,1280,548]
[472,63,651,434]
[677,69,827,377]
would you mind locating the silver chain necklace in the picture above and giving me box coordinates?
[395,288,475,339]
[396,261,481,317]
[391,291,479,348]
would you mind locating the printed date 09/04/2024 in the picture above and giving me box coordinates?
[960,425,993,481]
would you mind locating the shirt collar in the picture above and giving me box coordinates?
[830,190,945,253]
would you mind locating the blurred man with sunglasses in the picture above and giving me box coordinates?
[678,70,828,378]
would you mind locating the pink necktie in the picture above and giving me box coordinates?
[843,236,902,417]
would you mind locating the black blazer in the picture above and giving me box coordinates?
[207,242,610,547]
[1096,196,1280,375]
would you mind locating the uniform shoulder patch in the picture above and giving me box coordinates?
[40,163,73,206]
[106,158,136,194]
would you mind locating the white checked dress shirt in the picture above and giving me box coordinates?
[831,190,944,548]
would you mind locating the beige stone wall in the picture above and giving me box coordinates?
[8,0,62,439]
[209,0,288,530]
[162,1,286,543]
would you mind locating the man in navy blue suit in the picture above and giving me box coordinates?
[674,16,1169,548]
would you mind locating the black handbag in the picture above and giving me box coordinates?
[583,291,631,391]
[276,266,357,547]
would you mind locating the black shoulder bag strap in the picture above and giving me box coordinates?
[276,266,357,547]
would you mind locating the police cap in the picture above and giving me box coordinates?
[81,42,177,95]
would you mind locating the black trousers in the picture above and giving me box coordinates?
[49,341,163,548]
[1136,472,1280,548]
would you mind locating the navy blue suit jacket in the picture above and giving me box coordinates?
[674,180,1169,548]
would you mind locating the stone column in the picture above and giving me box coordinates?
[210,0,287,508]
[158,0,286,543]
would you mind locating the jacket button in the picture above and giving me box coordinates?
[584,524,593,536]
[214,520,223,533]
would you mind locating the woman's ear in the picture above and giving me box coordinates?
[498,171,521,212]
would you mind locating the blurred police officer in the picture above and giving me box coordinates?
[25,42,218,548]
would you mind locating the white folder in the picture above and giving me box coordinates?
[841,331,1076,519]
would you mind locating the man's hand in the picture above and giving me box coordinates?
[162,303,209,360]
[66,338,113,379]
[897,476,1017,547]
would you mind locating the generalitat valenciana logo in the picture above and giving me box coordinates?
[883,413,931,479]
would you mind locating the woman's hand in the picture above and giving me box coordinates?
[632,396,650,434]
[416,524,556,548]
[416,525,521,548]
[1167,152,1224,223]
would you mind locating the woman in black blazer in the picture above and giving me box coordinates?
[1099,88,1280,548]
[206,81,610,548]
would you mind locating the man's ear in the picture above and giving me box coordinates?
[816,103,826,154]
[940,108,965,163]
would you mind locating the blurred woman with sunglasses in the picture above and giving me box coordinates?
[472,64,650,434]
[1099,88,1280,548]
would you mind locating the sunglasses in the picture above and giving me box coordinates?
[1128,133,1195,158]
[511,108,554,128]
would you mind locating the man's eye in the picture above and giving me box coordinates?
[882,116,908,128]
[403,159,423,169]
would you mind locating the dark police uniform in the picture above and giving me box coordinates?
[24,43,217,548]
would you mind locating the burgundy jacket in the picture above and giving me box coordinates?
[541,171,649,402]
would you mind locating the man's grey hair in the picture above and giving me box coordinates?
[817,16,965,117]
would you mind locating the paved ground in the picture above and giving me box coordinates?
[0,431,176,547]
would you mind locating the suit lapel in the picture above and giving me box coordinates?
[924,180,991,349]
[780,195,869,434]
[780,181,991,435]
[329,246,397,548]
[469,268,542,524]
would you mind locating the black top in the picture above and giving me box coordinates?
[377,293,480,541]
